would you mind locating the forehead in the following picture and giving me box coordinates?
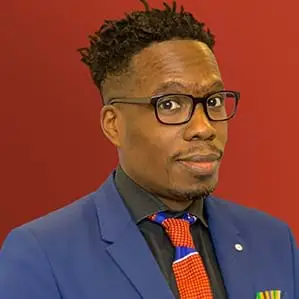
[130,40,222,96]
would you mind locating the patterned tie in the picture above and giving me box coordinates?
[149,212,213,299]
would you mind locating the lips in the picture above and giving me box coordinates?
[176,153,220,175]
[177,153,220,163]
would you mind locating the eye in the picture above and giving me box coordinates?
[207,95,224,108]
[157,96,182,111]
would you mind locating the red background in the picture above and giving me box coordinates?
[1,0,299,245]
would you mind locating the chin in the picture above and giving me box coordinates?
[167,174,218,201]
[180,169,218,189]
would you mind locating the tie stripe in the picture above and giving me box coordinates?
[174,246,197,262]
[174,251,198,264]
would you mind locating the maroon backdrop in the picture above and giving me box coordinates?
[1,0,299,245]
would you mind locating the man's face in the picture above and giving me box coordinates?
[102,40,228,203]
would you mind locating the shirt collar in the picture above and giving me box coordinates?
[114,165,208,227]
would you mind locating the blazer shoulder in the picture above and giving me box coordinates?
[209,195,290,232]
[13,190,99,244]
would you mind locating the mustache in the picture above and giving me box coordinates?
[172,143,224,161]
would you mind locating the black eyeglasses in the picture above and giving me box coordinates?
[107,90,240,125]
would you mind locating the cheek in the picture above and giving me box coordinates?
[215,123,228,146]
[123,123,172,168]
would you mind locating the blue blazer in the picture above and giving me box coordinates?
[0,172,298,299]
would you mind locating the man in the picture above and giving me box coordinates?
[0,0,298,298]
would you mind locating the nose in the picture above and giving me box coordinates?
[183,104,216,141]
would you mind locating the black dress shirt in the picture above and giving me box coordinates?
[114,166,227,299]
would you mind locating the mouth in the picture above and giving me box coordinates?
[176,154,220,176]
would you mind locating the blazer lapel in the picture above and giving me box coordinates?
[206,196,254,299]
[93,173,174,299]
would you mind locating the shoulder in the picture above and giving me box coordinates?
[208,195,291,234]
[4,190,101,250]
[0,190,101,299]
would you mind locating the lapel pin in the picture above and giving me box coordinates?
[235,243,243,251]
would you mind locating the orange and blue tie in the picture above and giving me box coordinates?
[149,212,213,299]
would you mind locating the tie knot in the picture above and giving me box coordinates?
[149,212,197,247]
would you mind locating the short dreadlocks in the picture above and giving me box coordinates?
[78,0,215,91]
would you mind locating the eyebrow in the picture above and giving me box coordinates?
[152,80,225,96]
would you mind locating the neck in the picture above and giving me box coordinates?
[158,196,194,211]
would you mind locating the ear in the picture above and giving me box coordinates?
[100,105,122,147]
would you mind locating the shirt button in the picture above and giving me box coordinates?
[235,244,243,251]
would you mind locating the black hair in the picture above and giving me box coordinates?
[78,0,215,91]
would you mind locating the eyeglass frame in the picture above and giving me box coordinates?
[106,90,240,125]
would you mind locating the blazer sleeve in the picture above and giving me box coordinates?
[0,227,61,299]
[295,248,299,298]
[289,227,299,299]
